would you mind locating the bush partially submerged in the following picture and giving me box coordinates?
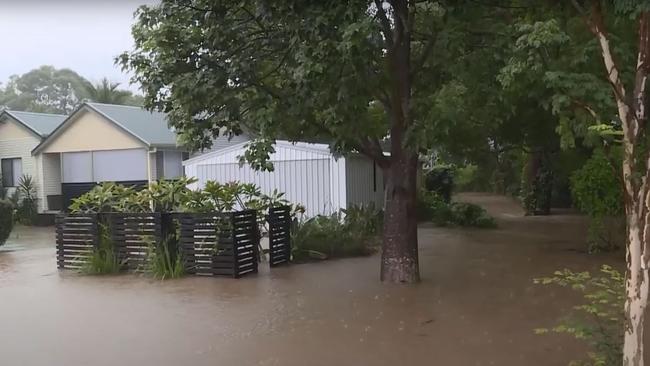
[0,199,13,246]
[291,205,382,262]
[534,266,623,366]
[417,190,496,228]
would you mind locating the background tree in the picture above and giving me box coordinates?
[83,77,143,106]
[0,66,144,113]
[521,1,650,364]
[119,0,494,283]
[0,65,89,114]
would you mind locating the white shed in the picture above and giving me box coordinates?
[183,139,384,217]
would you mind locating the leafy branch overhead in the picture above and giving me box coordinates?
[117,1,458,168]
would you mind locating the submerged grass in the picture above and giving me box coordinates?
[144,236,185,280]
[79,224,122,275]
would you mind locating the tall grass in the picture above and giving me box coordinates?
[144,236,185,280]
[79,224,122,275]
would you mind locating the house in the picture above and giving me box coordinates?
[0,110,67,212]
[32,102,187,211]
[183,135,385,217]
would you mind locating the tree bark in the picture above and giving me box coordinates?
[375,0,420,283]
[624,208,649,365]
[570,3,650,363]
[381,152,420,283]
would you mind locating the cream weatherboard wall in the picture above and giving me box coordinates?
[39,110,145,154]
[0,118,46,210]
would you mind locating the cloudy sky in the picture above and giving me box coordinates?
[0,0,156,92]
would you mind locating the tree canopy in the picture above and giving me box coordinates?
[0,65,144,114]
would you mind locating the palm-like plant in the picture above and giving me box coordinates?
[84,78,133,105]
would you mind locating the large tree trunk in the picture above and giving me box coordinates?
[381,152,420,283]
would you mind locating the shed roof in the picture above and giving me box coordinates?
[2,110,66,138]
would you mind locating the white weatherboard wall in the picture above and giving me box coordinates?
[184,141,384,217]
[345,156,384,208]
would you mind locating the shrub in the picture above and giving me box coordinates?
[417,190,496,228]
[424,165,455,202]
[570,150,624,252]
[449,202,497,228]
[291,205,382,262]
[15,175,38,225]
[534,266,623,366]
[0,175,7,200]
[0,199,14,246]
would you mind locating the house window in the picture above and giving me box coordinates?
[1,158,22,187]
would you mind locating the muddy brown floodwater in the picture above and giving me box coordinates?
[0,194,626,366]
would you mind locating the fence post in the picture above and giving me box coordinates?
[231,212,239,278]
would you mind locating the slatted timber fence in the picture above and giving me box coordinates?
[176,210,259,278]
[56,214,98,269]
[55,209,279,277]
[268,205,292,267]
[108,213,162,270]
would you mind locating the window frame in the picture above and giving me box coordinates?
[1,157,22,187]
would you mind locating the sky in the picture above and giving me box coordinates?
[0,0,157,93]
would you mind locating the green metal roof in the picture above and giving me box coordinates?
[86,102,178,147]
[3,110,66,137]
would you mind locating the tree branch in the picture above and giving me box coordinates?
[572,0,636,140]
[373,0,394,50]
[357,137,391,168]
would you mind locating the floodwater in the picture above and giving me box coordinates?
[0,194,624,366]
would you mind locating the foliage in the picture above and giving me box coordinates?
[83,77,142,106]
[0,199,13,246]
[0,175,7,200]
[417,190,496,228]
[291,204,382,262]
[424,165,455,203]
[144,177,196,213]
[79,224,122,275]
[0,66,144,113]
[534,266,624,366]
[0,65,89,114]
[571,150,624,252]
[69,182,149,213]
[450,202,498,228]
[15,175,38,225]
[571,151,623,218]
[144,236,184,280]
[454,164,479,192]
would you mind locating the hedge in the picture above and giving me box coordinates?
[0,199,13,246]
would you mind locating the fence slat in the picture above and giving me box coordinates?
[268,206,291,267]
